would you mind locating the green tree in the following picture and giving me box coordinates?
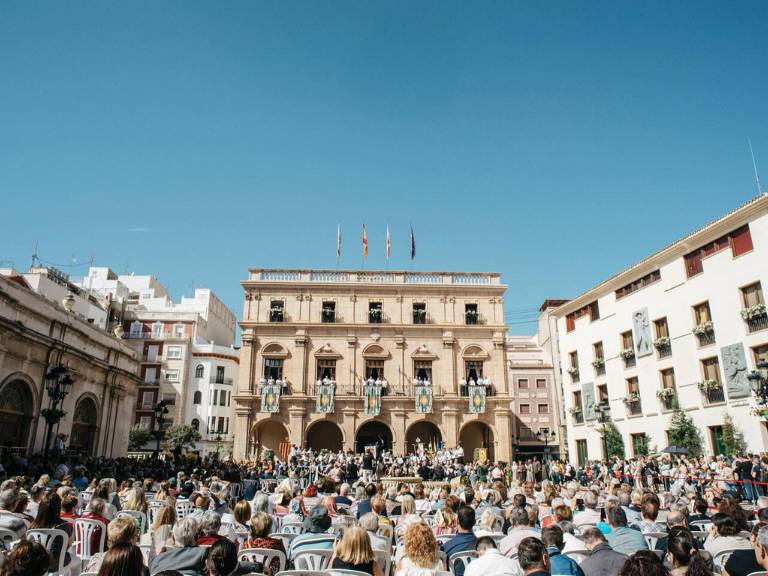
[128,425,152,451]
[667,407,704,456]
[163,424,202,452]
[598,419,625,459]
[722,413,748,455]
[634,433,650,457]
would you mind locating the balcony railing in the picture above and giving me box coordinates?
[572,412,584,424]
[595,364,606,377]
[125,331,187,340]
[210,377,234,385]
[657,344,672,359]
[625,399,643,415]
[623,356,636,369]
[253,269,501,285]
[702,386,726,405]
[747,314,768,333]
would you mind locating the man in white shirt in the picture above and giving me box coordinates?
[499,507,540,558]
[573,490,601,527]
[466,536,522,576]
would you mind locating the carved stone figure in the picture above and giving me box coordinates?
[583,382,597,421]
[633,308,653,358]
[722,343,750,399]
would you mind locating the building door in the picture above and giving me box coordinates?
[710,426,726,455]
[576,439,588,467]
[0,381,33,450]
[70,397,98,454]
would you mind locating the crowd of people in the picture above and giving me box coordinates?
[0,445,766,576]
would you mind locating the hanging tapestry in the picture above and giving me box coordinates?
[260,383,281,413]
[364,383,382,416]
[414,384,433,414]
[316,382,335,413]
[468,385,486,413]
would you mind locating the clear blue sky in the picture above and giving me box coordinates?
[2,1,767,334]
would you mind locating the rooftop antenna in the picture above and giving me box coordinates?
[749,139,763,195]
[31,241,39,269]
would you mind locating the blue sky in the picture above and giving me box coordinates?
[2,1,767,334]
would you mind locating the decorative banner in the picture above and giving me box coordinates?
[414,384,433,414]
[316,382,335,413]
[364,383,382,416]
[260,384,281,413]
[468,385,486,413]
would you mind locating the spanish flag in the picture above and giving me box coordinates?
[362,223,368,258]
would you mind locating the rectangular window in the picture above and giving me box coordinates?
[597,383,608,402]
[139,416,152,430]
[518,378,529,389]
[569,351,579,369]
[565,301,600,332]
[141,391,154,408]
[742,282,764,308]
[166,345,182,359]
[576,439,588,467]
[413,360,432,382]
[753,344,768,364]
[263,358,284,380]
[593,342,604,361]
[684,224,753,277]
[269,300,284,322]
[217,417,225,433]
[465,360,484,382]
[365,359,384,381]
[693,301,712,324]
[144,367,157,385]
[660,368,676,410]
[615,269,661,299]
[626,377,641,415]
[538,403,549,414]
[219,391,227,406]
[631,433,648,456]
[536,378,547,389]
[368,302,383,324]
[212,390,218,405]
[520,404,531,414]
[572,391,583,424]
[166,370,179,382]
[654,317,669,338]
[163,393,176,406]
[412,302,427,324]
[465,303,479,325]
[321,301,336,323]
[225,417,229,434]
[621,331,634,350]
[173,323,185,338]
[710,426,726,455]
[317,359,337,381]
[216,366,225,384]
[702,357,721,381]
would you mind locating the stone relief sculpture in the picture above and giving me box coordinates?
[633,308,653,358]
[582,382,597,421]
[722,343,750,399]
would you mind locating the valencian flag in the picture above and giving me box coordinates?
[364,382,382,416]
[468,384,486,414]
[316,381,335,413]
[362,224,368,258]
[414,384,433,414]
[260,383,281,413]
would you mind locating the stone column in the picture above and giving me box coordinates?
[443,408,459,449]
[391,410,407,455]
[494,409,512,462]
[342,408,358,452]
[347,335,357,394]
[234,407,251,459]
[239,329,256,395]
[442,332,457,396]
[288,407,306,448]
[492,332,508,395]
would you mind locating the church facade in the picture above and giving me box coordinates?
[232,269,513,461]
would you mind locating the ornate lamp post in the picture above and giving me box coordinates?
[43,364,74,457]
[748,360,768,405]
[537,429,557,462]
[153,400,169,457]
[595,399,611,462]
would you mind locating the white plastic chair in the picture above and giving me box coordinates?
[148,501,163,526]
[117,510,148,534]
[74,518,107,559]
[27,528,68,575]
[175,500,194,520]
[276,571,325,576]
[690,520,712,532]
[139,543,153,565]
[643,532,666,550]
[239,548,287,573]
[436,534,453,546]
[282,522,304,534]
[326,570,371,576]
[292,548,333,571]
[377,524,393,542]
[449,551,477,575]
[0,528,18,549]
[374,547,392,576]
[714,549,741,572]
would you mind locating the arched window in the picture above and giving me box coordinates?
[195,364,204,378]
[191,418,199,431]
[193,391,202,404]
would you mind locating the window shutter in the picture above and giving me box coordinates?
[732,225,753,256]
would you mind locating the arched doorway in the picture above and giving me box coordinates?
[70,396,98,454]
[405,421,442,454]
[356,421,392,454]
[459,421,495,462]
[253,420,290,456]
[0,380,33,450]
[306,420,343,452]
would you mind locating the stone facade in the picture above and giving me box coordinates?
[0,273,140,457]
[233,269,513,462]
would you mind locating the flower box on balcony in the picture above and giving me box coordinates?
[693,321,714,336]
[656,387,675,400]
[620,348,636,360]
[567,367,579,377]
[591,359,605,369]
[741,304,767,321]
[697,379,722,393]
[568,406,582,415]
[653,337,671,348]
[622,392,641,404]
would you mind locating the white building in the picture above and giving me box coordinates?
[552,194,768,463]
[80,267,238,455]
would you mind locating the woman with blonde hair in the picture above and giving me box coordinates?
[244,512,285,576]
[154,481,170,502]
[123,487,148,514]
[474,508,501,537]
[150,505,176,555]
[396,521,442,576]
[433,507,457,536]
[330,526,383,576]
[233,499,251,531]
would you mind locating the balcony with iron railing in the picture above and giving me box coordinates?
[250,269,502,286]
[699,380,726,405]
[126,331,188,340]
[743,307,768,333]
[592,360,606,377]
[694,322,716,346]
[624,397,643,416]
[210,377,234,385]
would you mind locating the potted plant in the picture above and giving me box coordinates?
[567,367,579,377]
[656,387,675,400]
[741,304,767,321]
[622,392,641,404]
[693,321,714,336]
[568,405,582,415]
[620,348,636,360]
[592,358,605,369]
[653,336,671,348]
[697,379,722,393]
[750,407,768,418]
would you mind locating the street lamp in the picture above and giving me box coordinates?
[537,429,556,462]
[595,399,611,462]
[748,360,768,405]
[43,364,74,457]
[153,400,169,457]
